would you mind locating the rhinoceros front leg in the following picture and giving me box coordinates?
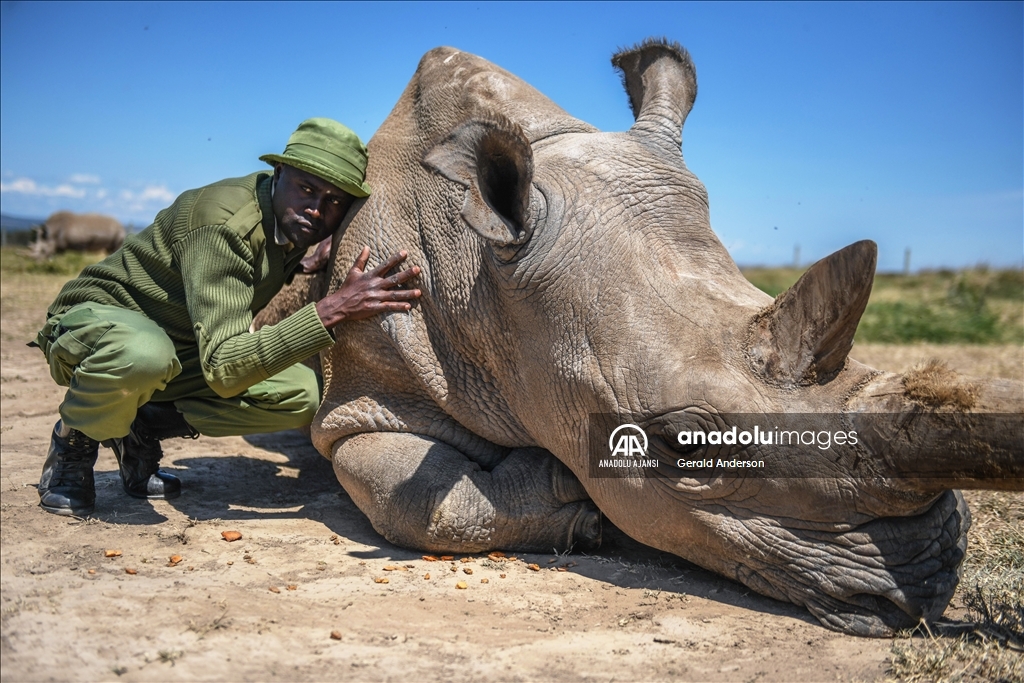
[331,432,602,553]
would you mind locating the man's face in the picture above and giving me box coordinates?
[272,163,355,250]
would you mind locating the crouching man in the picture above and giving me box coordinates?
[33,118,421,516]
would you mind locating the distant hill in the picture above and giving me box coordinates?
[1,213,44,231]
[1,213,44,246]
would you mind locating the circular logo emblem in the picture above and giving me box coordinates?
[608,424,648,458]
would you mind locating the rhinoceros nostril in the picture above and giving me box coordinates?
[808,591,923,636]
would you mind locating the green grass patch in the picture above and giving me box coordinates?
[0,247,106,277]
[857,301,1004,344]
[742,266,1024,344]
[739,266,804,298]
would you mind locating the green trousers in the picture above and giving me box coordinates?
[40,303,320,442]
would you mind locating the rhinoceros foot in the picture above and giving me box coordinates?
[571,504,603,551]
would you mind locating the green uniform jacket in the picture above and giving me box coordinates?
[41,172,334,398]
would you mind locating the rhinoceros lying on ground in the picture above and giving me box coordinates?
[32,210,125,258]
[261,39,1023,636]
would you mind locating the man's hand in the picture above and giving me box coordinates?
[300,236,333,273]
[315,246,422,328]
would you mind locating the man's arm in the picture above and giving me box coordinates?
[175,225,334,398]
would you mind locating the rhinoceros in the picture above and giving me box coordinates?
[32,210,125,258]
[262,39,1023,637]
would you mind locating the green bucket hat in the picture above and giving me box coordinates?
[260,118,371,197]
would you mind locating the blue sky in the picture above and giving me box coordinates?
[1,1,1021,270]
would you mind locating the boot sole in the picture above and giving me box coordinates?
[39,501,94,517]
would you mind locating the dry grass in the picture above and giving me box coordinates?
[888,634,1022,683]
[888,492,1024,683]
[852,343,1024,383]
[902,359,979,410]
[963,492,1024,573]
[0,249,100,344]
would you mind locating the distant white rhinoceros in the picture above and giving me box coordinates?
[32,210,125,258]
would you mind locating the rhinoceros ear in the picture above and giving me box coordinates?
[748,240,877,385]
[422,116,534,246]
[612,37,697,153]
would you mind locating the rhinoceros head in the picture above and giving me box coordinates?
[313,39,1023,636]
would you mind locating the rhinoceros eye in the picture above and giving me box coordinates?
[644,407,727,460]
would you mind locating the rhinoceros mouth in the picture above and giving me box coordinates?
[730,489,969,636]
[628,409,971,635]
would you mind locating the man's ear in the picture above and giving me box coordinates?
[273,163,283,182]
[422,116,534,246]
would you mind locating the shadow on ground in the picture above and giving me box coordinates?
[89,428,819,630]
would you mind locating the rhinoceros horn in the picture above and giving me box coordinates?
[748,240,877,385]
[612,37,698,151]
[422,115,535,246]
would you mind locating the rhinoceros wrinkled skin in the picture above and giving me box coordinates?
[266,39,1023,636]
[31,210,125,258]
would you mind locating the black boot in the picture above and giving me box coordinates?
[108,402,196,500]
[39,421,99,516]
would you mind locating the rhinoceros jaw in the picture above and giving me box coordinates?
[747,240,877,386]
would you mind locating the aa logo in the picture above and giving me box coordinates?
[608,424,648,459]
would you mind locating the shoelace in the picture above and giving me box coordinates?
[50,453,92,487]
[120,432,163,464]
[65,430,96,448]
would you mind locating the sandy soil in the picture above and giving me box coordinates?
[2,272,1020,682]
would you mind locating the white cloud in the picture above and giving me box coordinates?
[1,174,177,224]
[0,177,86,198]
[138,185,174,202]
[115,184,176,218]
[120,185,174,203]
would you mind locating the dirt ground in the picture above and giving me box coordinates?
[2,268,1021,683]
